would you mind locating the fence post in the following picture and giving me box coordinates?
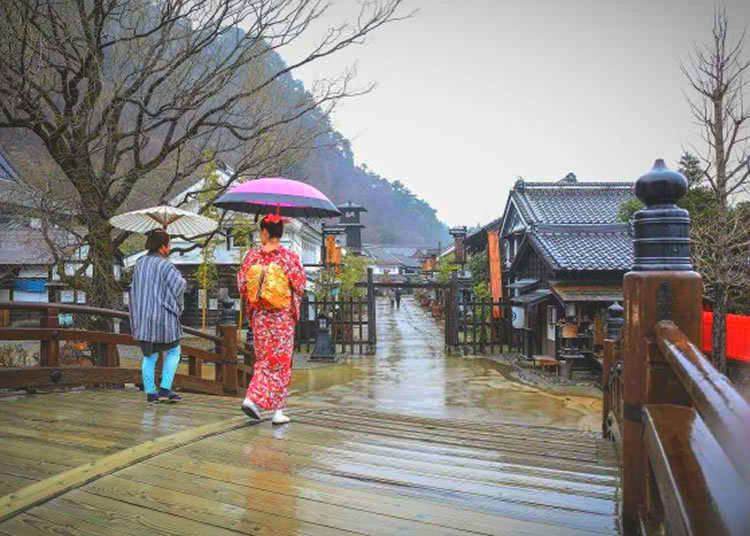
[367,268,376,353]
[217,296,238,394]
[602,302,623,438]
[39,306,60,367]
[621,159,703,533]
[444,271,459,351]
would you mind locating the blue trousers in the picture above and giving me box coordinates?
[142,345,180,394]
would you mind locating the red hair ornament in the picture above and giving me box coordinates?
[261,205,288,224]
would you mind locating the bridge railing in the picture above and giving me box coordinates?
[0,300,253,396]
[616,160,750,536]
[601,335,623,441]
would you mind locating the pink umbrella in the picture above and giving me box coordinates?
[213,177,341,218]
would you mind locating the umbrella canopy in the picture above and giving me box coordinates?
[109,206,218,237]
[213,178,341,218]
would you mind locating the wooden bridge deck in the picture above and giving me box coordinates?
[0,390,620,535]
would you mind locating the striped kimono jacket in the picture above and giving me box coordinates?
[129,254,186,351]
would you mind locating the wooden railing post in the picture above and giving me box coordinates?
[366,268,376,353]
[445,271,459,352]
[622,159,703,533]
[217,296,238,394]
[39,306,60,367]
[602,302,623,438]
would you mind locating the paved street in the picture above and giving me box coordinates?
[291,296,602,431]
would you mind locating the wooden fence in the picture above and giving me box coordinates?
[443,274,520,355]
[294,295,373,355]
[0,301,253,396]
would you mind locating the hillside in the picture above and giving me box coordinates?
[0,19,450,248]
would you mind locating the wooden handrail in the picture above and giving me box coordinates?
[654,320,750,484]
[0,301,221,343]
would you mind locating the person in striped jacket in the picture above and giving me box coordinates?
[129,230,186,403]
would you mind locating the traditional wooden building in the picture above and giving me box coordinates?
[467,173,635,362]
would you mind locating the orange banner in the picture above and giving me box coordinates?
[325,236,337,265]
[487,230,503,319]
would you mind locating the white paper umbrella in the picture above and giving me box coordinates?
[109,206,218,237]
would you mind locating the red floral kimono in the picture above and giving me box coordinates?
[237,245,306,410]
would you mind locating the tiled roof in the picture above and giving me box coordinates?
[362,246,424,268]
[0,229,58,265]
[511,180,634,225]
[528,224,633,272]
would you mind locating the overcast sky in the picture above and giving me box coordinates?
[279,1,750,227]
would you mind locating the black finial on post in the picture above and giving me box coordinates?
[606,302,624,340]
[631,159,692,271]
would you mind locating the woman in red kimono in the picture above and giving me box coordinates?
[238,213,306,424]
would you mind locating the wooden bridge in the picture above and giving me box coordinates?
[1,163,750,535]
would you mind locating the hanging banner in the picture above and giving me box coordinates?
[325,236,337,265]
[487,230,503,319]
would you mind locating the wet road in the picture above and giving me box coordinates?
[291,297,602,431]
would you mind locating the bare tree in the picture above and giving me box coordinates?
[683,8,750,372]
[0,0,409,322]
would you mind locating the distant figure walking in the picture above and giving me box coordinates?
[395,288,402,309]
[238,213,306,425]
[388,288,395,308]
[129,230,186,403]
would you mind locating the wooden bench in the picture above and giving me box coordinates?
[532,355,559,375]
[642,404,750,536]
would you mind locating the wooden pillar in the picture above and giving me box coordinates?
[621,159,703,533]
[39,306,60,367]
[367,268,376,352]
[217,297,238,394]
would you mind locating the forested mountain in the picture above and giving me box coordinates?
[0,12,449,247]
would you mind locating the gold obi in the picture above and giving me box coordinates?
[244,263,291,310]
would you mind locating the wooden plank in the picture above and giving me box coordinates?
[0,437,98,468]
[0,367,141,390]
[292,414,612,464]
[244,422,618,487]
[146,452,594,536]
[0,476,36,497]
[179,344,220,363]
[0,416,253,523]
[0,458,70,483]
[85,476,361,536]
[643,405,750,536]
[20,491,244,536]
[170,435,616,499]
[0,367,225,395]
[0,328,136,345]
[187,434,616,516]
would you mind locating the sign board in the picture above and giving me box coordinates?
[511,305,525,329]
[209,298,218,310]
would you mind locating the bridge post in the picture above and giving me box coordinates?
[602,302,623,438]
[621,159,702,533]
[39,306,60,367]
[217,296,238,394]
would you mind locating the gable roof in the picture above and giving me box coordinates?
[466,175,635,252]
[510,179,634,225]
[526,223,633,272]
